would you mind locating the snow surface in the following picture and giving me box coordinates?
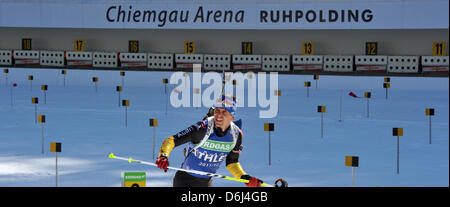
[0,68,448,187]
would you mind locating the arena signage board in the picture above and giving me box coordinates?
[0,0,448,29]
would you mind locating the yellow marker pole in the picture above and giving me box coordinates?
[345,156,359,187]
[163,78,169,116]
[10,83,17,109]
[264,123,274,166]
[122,100,130,127]
[92,77,98,92]
[41,85,48,104]
[149,119,158,160]
[364,92,371,118]
[38,115,46,154]
[116,86,122,107]
[426,108,435,144]
[28,75,33,92]
[50,142,61,187]
[318,106,326,138]
[305,81,311,98]
[313,75,319,90]
[120,71,125,87]
[32,97,38,124]
[3,69,9,86]
[383,82,390,100]
[61,70,67,87]
[393,128,403,174]
[274,90,281,114]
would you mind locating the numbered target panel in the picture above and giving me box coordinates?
[66,51,93,66]
[262,55,290,72]
[355,56,387,72]
[93,52,118,68]
[387,56,419,73]
[175,54,203,69]
[292,55,323,71]
[421,56,449,72]
[40,50,65,67]
[0,50,12,66]
[147,53,174,69]
[119,52,147,68]
[232,55,262,70]
[204,54,231,71]
[323,56,353,72]
[13,50,40,65]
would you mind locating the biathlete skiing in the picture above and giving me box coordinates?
[155,95,264,187]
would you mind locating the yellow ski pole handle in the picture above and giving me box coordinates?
[108,153,273,187]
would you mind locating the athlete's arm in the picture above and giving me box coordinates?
[156,121,206,172]
[158,121,206,158]
[225,131,264,187]
[225,131,247,178]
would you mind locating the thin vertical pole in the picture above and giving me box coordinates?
[315,80,318,90]
[307,87,309,98]
[10,87,13,109]
[165,85,168,116]
[268,131,271,166]
[321,112,324,138]
[125,107,128,128]
[95,83,98,92]
[41,124,44,154]
[56,152,58,187]
[397,136,400,174]
[429,116,432,144]
[122,76,124,87]
[44,91,47,104]
[118,92,121,107]
[5,74,8,86]
[352,167,354,187]
[34,105,37,124]
[30,80,32,92]
[339,89,343,122]
[63,76,66,87]
[153,127,156,160]
[385,88,388,100]
[367,99,370,118]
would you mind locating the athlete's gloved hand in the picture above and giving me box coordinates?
[241,175,263,187]
[156,155,169,172]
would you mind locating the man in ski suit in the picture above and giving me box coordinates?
[155,95,263,187]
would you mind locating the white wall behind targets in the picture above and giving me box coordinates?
[0,0,448,29]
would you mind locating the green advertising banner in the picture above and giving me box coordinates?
[121,172,146,187]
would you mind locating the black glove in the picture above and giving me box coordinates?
[241,174,264,187]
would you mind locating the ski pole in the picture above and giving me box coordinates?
[108,153,286,187]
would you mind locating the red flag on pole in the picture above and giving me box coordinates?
[348,92,359,98]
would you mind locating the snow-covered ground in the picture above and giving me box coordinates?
[0,68,448,187]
